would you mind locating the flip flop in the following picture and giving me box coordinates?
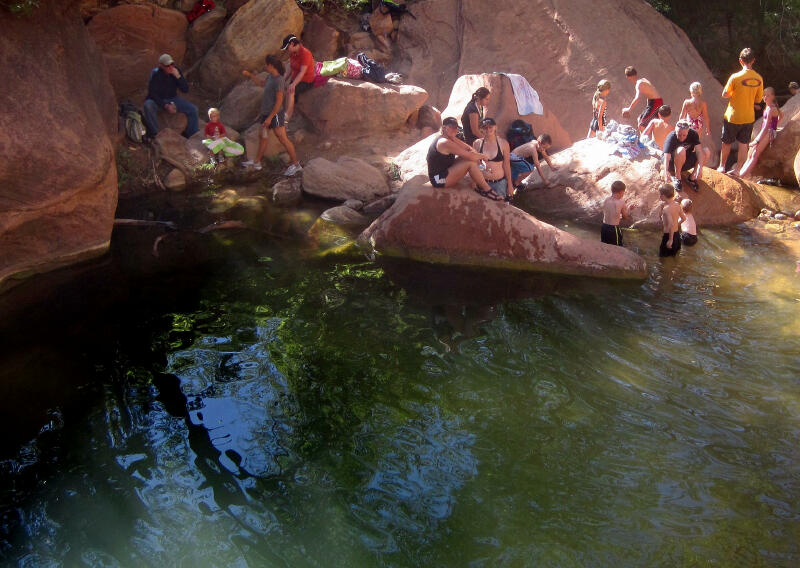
[475,188,504,202]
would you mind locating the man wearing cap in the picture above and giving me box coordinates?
[280,34,315,121]
[662,120,710,192]
[142,53,199,138]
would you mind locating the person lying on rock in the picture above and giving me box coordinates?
[241,55,302,176]
[662,120,710,192]
[472,118,513,200]
[426,117,497,199]
[142,53,198,138]
[280,34,316,122]
[621,66,663,134]
[509,134,557,189]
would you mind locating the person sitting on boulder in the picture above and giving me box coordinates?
[588,80,611,138]
[241,55,302,175]
[472,118,513,200]
[642,105,672,149]
[739,87,783,178]
[662,120,710,192]
[621,66,663,134]
[142,53,198,138]
[202,108,244,164]
[461,87,490,145]
[509,134,557,189]
[426,117,497,199]
[281,34,316,122]
[679,82,711,138]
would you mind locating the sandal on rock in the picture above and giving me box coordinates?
[686,177,699,192]
[475,187,504,202]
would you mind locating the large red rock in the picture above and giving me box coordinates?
[442,74,572,150]
[298,78,428,137]
[752,111,800,185]
[87,4,188,101]
[1,3,118,289]
[396,0,725,156]
[359,182,648,279]
[302,14,341,63]
[185,7,228,65]
[198,0,303,94]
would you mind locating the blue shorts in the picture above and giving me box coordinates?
[510,154,534,181]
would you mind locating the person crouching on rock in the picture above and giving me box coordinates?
[143,53,199,138]
[662,120,710,193]
[509,134,557,190]
[241,55,302,176]
[473,118,513,201]
[426,117,498,199]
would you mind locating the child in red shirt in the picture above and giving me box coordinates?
[202,108,244,163]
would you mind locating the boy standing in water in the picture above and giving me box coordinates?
[621,66,663,133]
[659,184,684,257]
[600,180,632,246]
[718,47,763,175]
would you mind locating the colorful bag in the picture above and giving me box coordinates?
[343,58,363,79]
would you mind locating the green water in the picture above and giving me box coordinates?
[0,223,798,567]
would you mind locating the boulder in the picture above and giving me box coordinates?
[343,199,364,210]
[515,138,763,227]
[271,178,302,205]
[155,129,208,176]
[185,7,228,65]
[752,112,800,185]
[198,0,303,93]
[358,182,648,279]
[164,168,187,191]
[780,93,800,123]
[223,0,250,17]
[795,148,800,187]
[321,206,370,227]
[442,74,572,150]
[302,157,390,201]
[297,78,428,137]
[395,0,725,155]
[242,123,284,162]
[87,4,188,101]
[219,74,265,130]
[302,14,341,63]
[363,194,398,216]
[1,3,117,289]
[415,105,442,131]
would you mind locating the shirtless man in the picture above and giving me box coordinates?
[642,105,672,149]
[621,66,663,133]
[509,134,558,188]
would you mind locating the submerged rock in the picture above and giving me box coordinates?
[359,181,648,279]
[320,206,370,227]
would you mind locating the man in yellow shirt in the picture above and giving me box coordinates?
[718,47,763,175]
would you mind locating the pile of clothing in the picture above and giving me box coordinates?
[601,120,650,160]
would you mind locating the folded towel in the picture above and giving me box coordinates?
[495,73,544,116]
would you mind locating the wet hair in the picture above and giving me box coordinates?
[472,87,491,103]
[680,198,693,212]
[657,104,671,118]
[659,184,675,198]
[611,180,626,194]
[265,54,285,75]
[442,117,459,129]
[689,82,702,96]
[537,134,552,145]
[739,48,755,64]
[624,66,637,77]
[207,107,220,119]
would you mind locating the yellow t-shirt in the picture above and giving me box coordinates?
[723,68,764,124]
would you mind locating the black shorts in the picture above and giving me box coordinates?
[429,172,448,188]
[293,80,314,101]
[721,120,753,144]
[600,223,623,246]
[681,232,698,246]
[258,112,285,136]
[659,231,682,257]
[668,149,698,175]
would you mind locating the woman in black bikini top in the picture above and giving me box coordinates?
[472,117,513,198]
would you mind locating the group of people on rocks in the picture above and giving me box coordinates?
[142,33,315,177]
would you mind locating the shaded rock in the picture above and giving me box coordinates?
[515,138,763,227]
[1,3,117,288]
[302,157,390,201]
[303,14,341,62]
[271,178,302,205]
[369,6,394,37]
[358,182,648,279]
[343,199,364,210]
[219,74,265,130]
[443,74,572,150]
[164,168,186,191]
[155,129,207,176]
[752,112,800,184]
[395,0,725,155]
[186,7,228,65]
[87,4,188,101]
[363,194,398,216]
[321,205,370,226]
[415,105,442,131]
[198,0,303,93]
[156,110,189,134]
[223,0,250,16]
[298,78,427,137]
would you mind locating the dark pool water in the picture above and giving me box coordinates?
[0,219,799,567]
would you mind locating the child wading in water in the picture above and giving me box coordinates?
[202,108,244,164]
[680,82,711,138]
[739,87,784,178]
[658,184,685,257]
[600,180,633,246]
[241,55,302,175]
[588,80,610,138]
[680,198,698,246]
